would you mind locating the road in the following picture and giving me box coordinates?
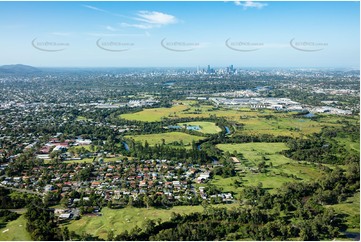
[0,184,44,197]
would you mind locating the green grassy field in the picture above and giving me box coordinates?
[120,105,189,122]
[68,145,98,152]
[0,215,31,241]
[334,137,360,153]
[64,158,95,164]
[215,143,325,193]
[203,109,343,137]
[125,132,204,147]
[217,142,291,165]
[64,156,123,164]
[177,121,222,134]
[76,116,92,121]
[211,173,296,195]
[66,205,236,240]
[236,114,332,137]
[120,102,349,137]
[328,192,360,233]
[210,175,244,195]
[317,114,359,125]
[120,104,244,122]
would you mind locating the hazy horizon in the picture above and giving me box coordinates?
[2,64,360,70]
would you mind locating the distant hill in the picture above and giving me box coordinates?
[0,64,42,74]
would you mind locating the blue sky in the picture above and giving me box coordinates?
[0,1,359,68]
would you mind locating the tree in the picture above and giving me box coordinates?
[143,195,150,209]
[107,230,114,241]
[25,200,62,240]
[60,195,69,207]
[107,200,112,208]
[201,199,209,210]
[128,196,133,207]
[62,227,70,241]
[257,161,266,173]
[143,219,156,234]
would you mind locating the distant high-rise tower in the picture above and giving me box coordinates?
[207,65,211,73]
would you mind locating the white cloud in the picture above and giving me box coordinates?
[120,23,157,30]
[84,6,177,31]
[234,1,268,9]
[121,11,178,29]
[83,4,128,18]
[83,4,109,13]
[135,11,178,25]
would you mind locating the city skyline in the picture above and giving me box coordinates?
[0,1,359,68]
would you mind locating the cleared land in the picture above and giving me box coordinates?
[125,132,204,147]
[0,215,31,241]
[177,121,222,134]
